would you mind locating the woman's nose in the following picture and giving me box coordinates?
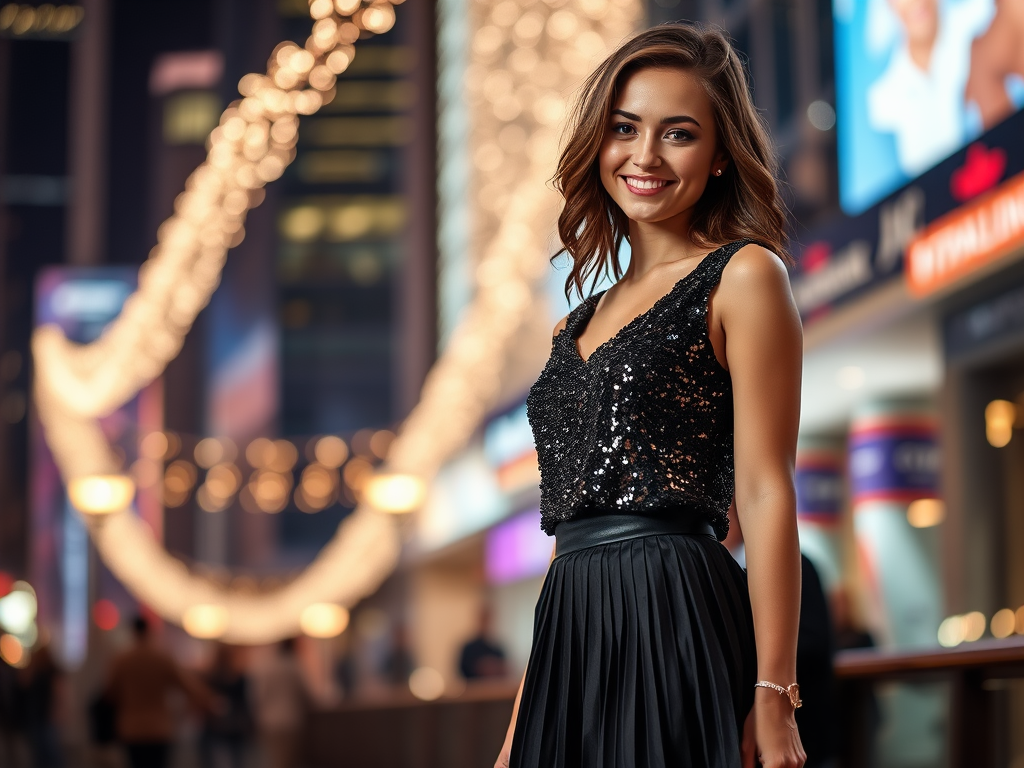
[632,135,660,170]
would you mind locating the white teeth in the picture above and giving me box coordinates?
[625,177,667,190]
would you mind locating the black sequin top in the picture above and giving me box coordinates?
[527,240,751,540]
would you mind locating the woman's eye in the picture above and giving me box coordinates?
[666,129,693,141]
[611,123,635,135]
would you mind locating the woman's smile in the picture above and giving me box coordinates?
[621,175,675,195]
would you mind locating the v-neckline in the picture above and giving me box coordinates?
[571,247,721,365]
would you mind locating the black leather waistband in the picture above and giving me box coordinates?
[554,514,717,557]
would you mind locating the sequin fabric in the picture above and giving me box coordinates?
[527,240,751,540]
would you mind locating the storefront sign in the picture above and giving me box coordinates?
[849,416,940,505]
[795,451,844,525]
[791,108,1024,321]
[906,171,1024,297]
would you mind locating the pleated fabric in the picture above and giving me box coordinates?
[509,533,756,768]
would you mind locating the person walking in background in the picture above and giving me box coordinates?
[458,605,508,681]
[23,643,63,768]
[249,639,309,768]
[379,624,415,691]
[106,616,213,768]
[199,644,251,768]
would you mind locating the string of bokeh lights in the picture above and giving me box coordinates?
[33,0,640,645]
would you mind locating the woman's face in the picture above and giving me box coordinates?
[598,66,726,230]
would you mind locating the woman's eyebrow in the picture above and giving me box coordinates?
[610,109,701,128]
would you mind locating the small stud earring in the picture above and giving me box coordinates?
[715,168,723,176]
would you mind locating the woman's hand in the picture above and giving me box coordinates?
[741,687,806,768]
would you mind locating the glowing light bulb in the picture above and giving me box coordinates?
[364,473,426,514]
[300,603,349,638]
[182,604,229,639]
[68,475,136,515]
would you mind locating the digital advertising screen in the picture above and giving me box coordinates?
[834,0,1024,214]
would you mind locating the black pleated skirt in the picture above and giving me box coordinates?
[508,523,756,768]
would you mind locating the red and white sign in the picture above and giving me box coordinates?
[906,171,1024,297]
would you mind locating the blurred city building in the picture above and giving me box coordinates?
[0,0,1023,765]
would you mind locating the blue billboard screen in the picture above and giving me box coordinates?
[834,0,1024,214]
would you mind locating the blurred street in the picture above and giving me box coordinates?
[1,0,1024,765]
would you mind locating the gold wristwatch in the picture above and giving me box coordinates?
[754,681,802,709]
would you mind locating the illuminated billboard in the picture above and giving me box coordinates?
[834,0,1024,214]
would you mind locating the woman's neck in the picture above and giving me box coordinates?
[624,216,705,280]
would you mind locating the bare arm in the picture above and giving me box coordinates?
[717,245,804,768]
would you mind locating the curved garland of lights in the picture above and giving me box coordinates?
[33,0,639,643]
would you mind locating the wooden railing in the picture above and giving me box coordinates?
[305,638,1024,768]
[835,636,1024,768]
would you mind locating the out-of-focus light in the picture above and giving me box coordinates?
[907,498,944,528]
[991,608,1016,639]
[182,604,229,639]
[280,206,325,242]
[335,0,361,14]
[360,3,395,34]
[140,431,170,460]
[164,461,197,507]
[0,586,36,635]
[963,611,986,642]
[250,470,291,513]
[93,599,120,631]
[1016,605,1024,635]
[0,634,25,667]
[836,366,865,391]
[342,457,374,492]
[245,437,276,469]
[0,573,12,599]
[205,463,242,499]
[314,435,349,468]
[300,603,349,638]
[369,430,395,459]
[985,399,1016,447]
[938,615,964,647]
[309,0,334,19]
[195,437,226,468]
[409,667,445,701]
[68,475,136,515]
[300,463,337,503]
[807,100,836,131]
[326,48,353,74]
[364,473,426,514]
[268,440,298,473]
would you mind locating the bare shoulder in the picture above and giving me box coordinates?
[721,243,790,290]
[552,315,569,338]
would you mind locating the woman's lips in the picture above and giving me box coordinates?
[622,176,674,196]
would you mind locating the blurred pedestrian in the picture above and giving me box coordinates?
[199,644,251,768]
[458,606,508,681]
[0,656,28,768]
[249,639,309,768]
[379,624,414,690]
[23,643,63,768]
[106,616,213,768]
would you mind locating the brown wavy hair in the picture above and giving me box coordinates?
[554,23,790,299]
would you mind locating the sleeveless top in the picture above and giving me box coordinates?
[527,240,752,540]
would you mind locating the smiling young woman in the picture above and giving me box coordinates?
[494,23,805,768]
[491,22,802,768]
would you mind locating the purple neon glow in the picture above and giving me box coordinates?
[485,508,552,584]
